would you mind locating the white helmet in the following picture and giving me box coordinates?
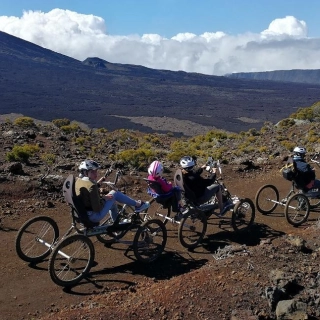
[79,159,100,172]
[180,156,195,170]
[148,160,163,177]
[293,146,306,160]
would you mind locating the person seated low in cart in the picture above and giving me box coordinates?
[179,156,233,217]
[290,146,320,192]
[75,159,149,224]
[146,160,187,219]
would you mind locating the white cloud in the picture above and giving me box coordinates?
[261,15,307,37]
[0,9,319,75]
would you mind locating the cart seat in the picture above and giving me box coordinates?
[63,175,99,228]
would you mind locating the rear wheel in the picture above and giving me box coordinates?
[133,219,167,263]
[285,193,310,227]
[231,198,255,232]
[255,184,279,214]
[49,234,95,287]
[178,210,207,249]
[16,216,59,263]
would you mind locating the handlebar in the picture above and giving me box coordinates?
[102,168,125,189]
[310,152,320,164]
[205,157,222,176]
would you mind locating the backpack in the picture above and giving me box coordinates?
[281,164,295,181]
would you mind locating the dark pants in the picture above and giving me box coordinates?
[197,184,220,204]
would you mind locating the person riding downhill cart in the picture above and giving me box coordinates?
[179,156,233,217]
[291,146,320,192]
[147,160,186,219]
[75,159,150,224]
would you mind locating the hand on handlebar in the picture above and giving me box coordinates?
[104,168,112,177]
[311,153,320,164]
[104,194,114,200]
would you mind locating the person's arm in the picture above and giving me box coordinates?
[89,184,103,212]
[307,164,316,180]
[158,178,173,193]
[195,167,203,175]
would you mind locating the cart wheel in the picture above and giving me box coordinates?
[178,210,207,249]
[49,234,95,287]
[231,198,255,232]
[16,216,59,263]
[285,193,310,227]
[255,184,279,214]
[133,219,167,263]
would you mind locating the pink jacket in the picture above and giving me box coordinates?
[147,175,173,193]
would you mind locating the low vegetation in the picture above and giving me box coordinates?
[3,100,320,171]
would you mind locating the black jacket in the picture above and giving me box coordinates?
[293,159,315,190]
[183,168,216,198]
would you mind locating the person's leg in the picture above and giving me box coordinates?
[216,188,224,213]
[111,190,150,213]
[111,190,137,206]
[88,197,116,223]
[173,187,183,206]
[197,184,220,204]
[197,184,226,214]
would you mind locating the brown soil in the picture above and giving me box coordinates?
[1,165,320,320]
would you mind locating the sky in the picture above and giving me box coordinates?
[0,0,320,76]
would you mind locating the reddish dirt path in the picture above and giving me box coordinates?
[1,168,319,320]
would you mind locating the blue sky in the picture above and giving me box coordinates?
[1,0,320,75]
[1,0,320,37]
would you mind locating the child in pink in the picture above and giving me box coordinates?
[147,160,186,215]
[147,161,173,193]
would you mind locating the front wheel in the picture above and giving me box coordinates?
[15,216,59,263]
[285,193,310,227]
[255,184,279,214]
[48,234,95,287]
[178,210,207,249]
[232,198,255,232]
[133,219,167,263]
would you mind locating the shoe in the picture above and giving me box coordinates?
[135,201,150,213]
[218,201,234,217]
[120,218,131,224]
[178,205,188,214]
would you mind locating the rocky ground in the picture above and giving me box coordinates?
[1,119,320,320]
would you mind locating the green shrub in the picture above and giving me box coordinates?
[167,140,198,162]
[52,118,71,128]
[116,148,155,168]
[6,144,40,163]
[258,146,268,153]
[41,153,56,165]
[248,128,259,136]
[278,118,295,128]
[60,123,80,133]
[96,127,108,133]
[14,117,35,128]
[74,137,87,145]
[280,141,295,151]
[290,107,314,121]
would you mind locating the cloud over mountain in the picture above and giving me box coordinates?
[0,9,319,75]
